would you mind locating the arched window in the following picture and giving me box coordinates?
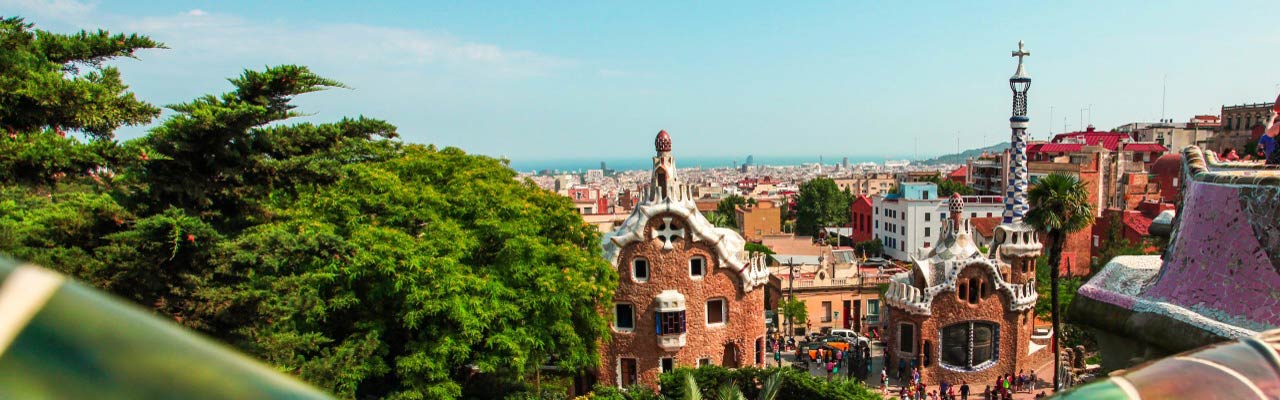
[941,322,999,369]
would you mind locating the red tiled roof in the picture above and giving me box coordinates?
[1123,143,1168,152]
[1122,212,1153,237]
[1031,143,1085,153]
[969,217,1003,238]
[948,166,968,178]
[1049,131,1129,151]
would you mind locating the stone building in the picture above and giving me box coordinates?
[1216,102,1275,152]
[598,130,770,389]
[883,194,1050,385]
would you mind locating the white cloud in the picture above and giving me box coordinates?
[5,0,574,78]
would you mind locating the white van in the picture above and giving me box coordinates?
[829,329,867,345]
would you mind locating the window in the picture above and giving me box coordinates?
[619,358,638,387]
[986,212,992,218]
[632,258,649,282]
[967,277,980,304]
[821,301,833,322]
[614,304,635,331]
[875,221,880,229]
[924,227,931,237]
[941,322,999,369]
[698,358,712,367]
[971,212,977,218]
[1092,235,1099,247]
[661,357,675,373]
[925,213,931,222]
[940,212,946,221]
[706,299,727,325]
[689,256,706,278]
[898,323,916,354]
[900,226,905,235]
[923,190,930,200]
[657,311,687,335]
[867,300,880,323]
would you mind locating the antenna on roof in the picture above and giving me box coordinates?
[1161,74,1168,122]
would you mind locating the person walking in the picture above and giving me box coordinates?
[960,380,970,400]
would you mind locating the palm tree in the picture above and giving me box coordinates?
[682,372,782,400]
[1024,173,1095,391]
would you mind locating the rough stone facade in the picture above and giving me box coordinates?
[598,214,766,388]
[597,130,768,389]
[886,265,1041,386]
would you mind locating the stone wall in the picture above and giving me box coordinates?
[598,212,766,389]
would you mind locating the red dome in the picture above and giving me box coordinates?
[1150,154,1181,177]
[655,130,672,152]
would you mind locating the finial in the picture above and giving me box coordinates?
[655,130,672,152]
[1011,40,1030,79]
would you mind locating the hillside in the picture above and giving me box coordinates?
[919,142,1009,165]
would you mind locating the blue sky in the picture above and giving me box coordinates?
[4,0,1278,161]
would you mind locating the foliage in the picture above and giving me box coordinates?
[0,17,162,140]
[779,295,808,329]
[1033,256,1080,321]
[0,20,616,399]
[1024,172,1094,390]
[852,239,882,257]
[793,178,852,237]
[714,195,757,229]
[657,366,881,400]
[705,211,734,229]
[919,174,974,197]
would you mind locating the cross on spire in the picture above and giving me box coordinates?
[1012,40,1030,65]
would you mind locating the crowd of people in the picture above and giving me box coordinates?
[878,365,1049,400]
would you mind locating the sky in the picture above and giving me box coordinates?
[4,0,1279,162]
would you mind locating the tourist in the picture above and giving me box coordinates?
[898,358,907,380]
[916,382,926,400]
[1263,109,1280,165]
[881,368,888,390]
[1224,147,1240,161]
[982,385,992,400]
[928,390,939,400]
[1029,369,1037,391]
[946,384,956,400]
[960,380,970,400]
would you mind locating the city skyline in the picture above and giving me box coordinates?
[5,0,1278,160]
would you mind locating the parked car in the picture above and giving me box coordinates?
[829,329,870,347]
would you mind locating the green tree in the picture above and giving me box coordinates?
[920,175,974,197]
[779,296,808,335]
[1024,173,1094,391]
[793,178,851,237]
[0,17,162,140]
[853,239,883,258]
[715,195,749,228]
[0,22,618,397]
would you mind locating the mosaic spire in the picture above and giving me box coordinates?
[1004,41,1031,224]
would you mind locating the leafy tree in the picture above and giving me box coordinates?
[0,17,162,140]
[793,178,851,237]
[714,195,750,228]
[919,174,973,197]
[0,18,618,398]
[779,296,808,335]
[1024,173,1094,391]
[705,211,733,229]
[853,239,883,257]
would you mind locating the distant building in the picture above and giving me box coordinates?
[872,183,1005,261]
[768,248,893,338]
[849,195,874,244]
[598,130,769,389]
[1025,127,1169,272]
[966,150,1010,196]
[1216,102,1275,153]
[833,173,896,197]
[735,200,782,242]
[568,186,611,215]
[1118,120,1216,153]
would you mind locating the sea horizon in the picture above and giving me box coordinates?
[507,154,921,173]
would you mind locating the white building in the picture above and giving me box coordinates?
[871,183,1005,261]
